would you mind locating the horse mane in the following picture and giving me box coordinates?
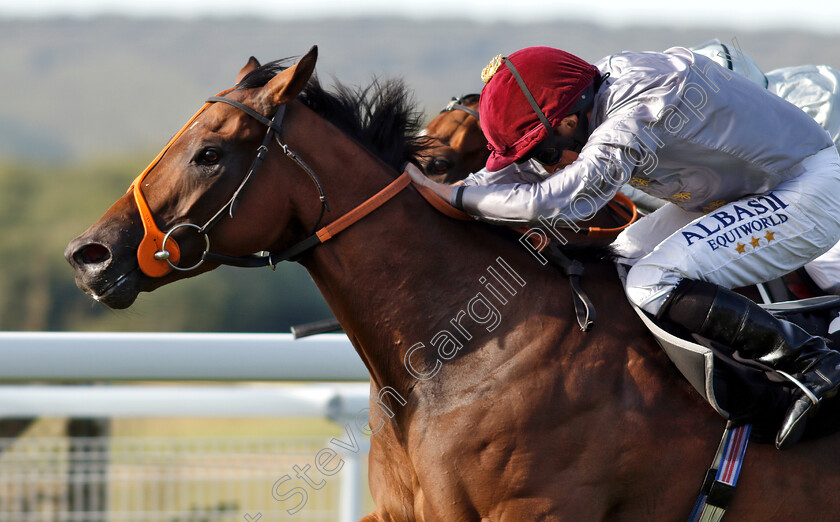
[237,59,428,171]
[238,59,614,263]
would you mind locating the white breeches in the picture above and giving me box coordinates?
[614,146,840,314]
[804,243,840,295]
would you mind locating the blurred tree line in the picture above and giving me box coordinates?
[0,156,332,332]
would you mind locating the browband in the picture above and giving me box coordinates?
[206,96,283,132]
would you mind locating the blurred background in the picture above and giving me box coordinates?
[1,1,839,521]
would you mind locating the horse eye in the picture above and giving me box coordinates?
[431,158,451,174]
[196,148,221,165]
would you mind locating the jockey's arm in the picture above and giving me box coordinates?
[451,142,637,227]
[405,159,552,203]
[460,160,551,187]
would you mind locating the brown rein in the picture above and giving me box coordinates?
[129,89,638,278]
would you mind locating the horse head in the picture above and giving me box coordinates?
[67,46,416,309]
[418,94,489,184]
[66,46,429,310]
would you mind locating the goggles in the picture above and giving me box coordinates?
[517,134,573,166]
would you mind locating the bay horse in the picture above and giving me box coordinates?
[418,94,488,184]
[419,94,583,185]
[65,47,840,521]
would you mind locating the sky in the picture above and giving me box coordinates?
[0,0,839,34]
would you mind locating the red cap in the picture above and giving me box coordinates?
[479,46,599,171]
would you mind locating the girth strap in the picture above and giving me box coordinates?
[688,422,751,522]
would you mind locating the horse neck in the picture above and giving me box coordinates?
[282,106,573,393]
[280,104,686,436]
[301,140,604,400]
[300,181,512,392]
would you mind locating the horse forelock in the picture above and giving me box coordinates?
[235,58,295,90]
[236,58,430,172]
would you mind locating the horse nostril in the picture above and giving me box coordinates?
[76,243,111,265]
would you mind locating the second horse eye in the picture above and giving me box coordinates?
[432,158,451,173]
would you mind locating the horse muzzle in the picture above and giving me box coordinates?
[65,231,146,309]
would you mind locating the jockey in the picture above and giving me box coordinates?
[407,45,840,449]
[692,39,840,294]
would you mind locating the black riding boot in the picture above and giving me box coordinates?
[656,278,840,449]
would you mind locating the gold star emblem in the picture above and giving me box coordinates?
[765,231,775,242]
[630,177,650,187]
[702,200,726,213]
[670,192,692,201]
[750,236,761,248]
[735,243,746,254]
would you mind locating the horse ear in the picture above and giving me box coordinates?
[264,46,318,106]
[236,56,261,85]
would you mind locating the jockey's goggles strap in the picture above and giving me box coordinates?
[504,57,595,163]
[504,57,553,134]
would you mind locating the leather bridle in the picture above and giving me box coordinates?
[128,86,613,332]
[130,89,333,277]
[130,87,448,278]
[441,94,480,121]
[128,84,635,337]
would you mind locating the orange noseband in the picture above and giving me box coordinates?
[129,89,233,277]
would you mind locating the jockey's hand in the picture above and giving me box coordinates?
[404,162,455,202]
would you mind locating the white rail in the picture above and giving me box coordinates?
[0,332,369,381]
[0,383,371,418]
[0,332,374,522]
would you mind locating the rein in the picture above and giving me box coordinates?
[439,92,639,238]
[128,88,633,331]
[580,192,639,237]
[203,171,415,268]
[130,89,447,275]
